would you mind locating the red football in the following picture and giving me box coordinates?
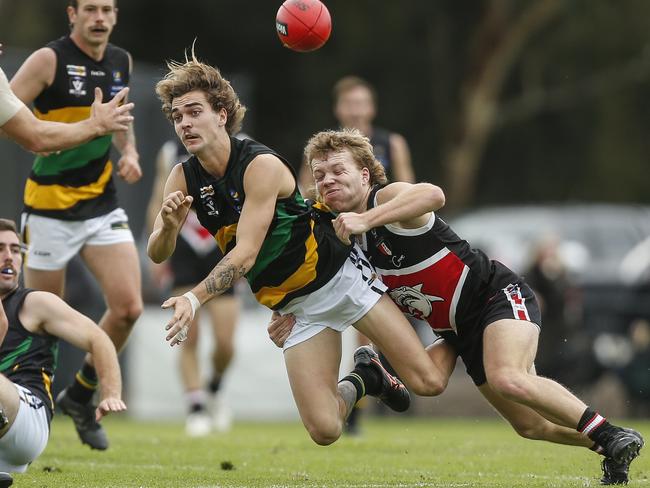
[276,0,332,52]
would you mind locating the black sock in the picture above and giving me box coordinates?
[208,376,222,394]
[340,373,365,403]
[343,363,382,398]
[577,407,613,446]
[67,363,98,404]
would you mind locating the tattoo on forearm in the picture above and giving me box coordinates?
[204,257,247,296]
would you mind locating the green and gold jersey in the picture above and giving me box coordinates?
[0,287,58,422]
[182,137,351,310]
[23,36,130,220]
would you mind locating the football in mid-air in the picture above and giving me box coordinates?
[276,0,332,52]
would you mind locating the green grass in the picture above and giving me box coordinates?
[15,417,650,487]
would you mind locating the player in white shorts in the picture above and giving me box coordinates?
[10,1,143,450]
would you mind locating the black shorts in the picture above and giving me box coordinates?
[170,236,235,296]
[444,262,542,386]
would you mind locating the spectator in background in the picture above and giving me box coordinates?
[10,0,142,451]
[299,75,415,196]
[525,237,602,389]
[146,139,240,437]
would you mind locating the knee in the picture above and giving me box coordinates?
[511,420,549,440]
[305,420,342,446]
[406,371,447,397]
[215,341,235,360]
[486,370,532,402]
[110,297,143,326]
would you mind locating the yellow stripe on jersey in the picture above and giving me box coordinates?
[215,223,238,253]
[42,370,54,408]
[35,105,91,123]
[254,220,319,308]
[24,161,113,210]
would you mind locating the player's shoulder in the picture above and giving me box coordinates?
[376,181,412,204]
[105,43,132,65]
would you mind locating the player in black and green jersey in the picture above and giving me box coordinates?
[9,0,141,451]
[0,218,125,484]
[148,54,451,447]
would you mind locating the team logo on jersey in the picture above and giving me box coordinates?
[373,233,392,256]
[112,71,123,83]
[388,284,444,320]
[69,76,87,96]
[66,64,86,77]
[200,185,219,216]
[228,189,242,213]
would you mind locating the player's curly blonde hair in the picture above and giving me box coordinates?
[304,128,387,186]
[156,50,246,136]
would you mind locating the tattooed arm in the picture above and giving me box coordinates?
[162,153,296,346]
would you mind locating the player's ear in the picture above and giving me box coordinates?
[361,167,370,184]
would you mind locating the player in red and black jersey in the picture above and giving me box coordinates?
[269,128,644,485]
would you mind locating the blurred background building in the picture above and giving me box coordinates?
[1,0,649,420]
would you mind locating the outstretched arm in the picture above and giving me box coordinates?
[1,87,134,153]
[21,292,126,420]
[163,154,291,346]
[334,182,445,243]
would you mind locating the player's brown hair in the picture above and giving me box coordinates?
[0,219,19,239]
[304,128,387,186]
[156,50,246,136]
[332,76,377,106]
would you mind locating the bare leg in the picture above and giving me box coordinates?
[478,382,593,447]
[23,268,66,297]
[353,294,448,396]
[204,295,239,379]
[80,242,143,357]
[483,319,586,429]
[284,328,351,446]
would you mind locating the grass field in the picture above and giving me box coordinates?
[14,417,649,487]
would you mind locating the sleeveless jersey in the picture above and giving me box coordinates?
[161,139,217,256]
[0,287,58,422]
[182,137,351,309]
[369,127,393,180]
[23,36,130,220]
[360,186,514,339]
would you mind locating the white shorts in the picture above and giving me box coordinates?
[280,245,387,350]
[21,208,134,270]
[0,385,50,473]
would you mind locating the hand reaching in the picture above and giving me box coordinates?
[95,396,127,422]
[162,294,194,347]
[90,87,134,135]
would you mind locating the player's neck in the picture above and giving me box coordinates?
[70,33,108,62]
[196,135,232,178]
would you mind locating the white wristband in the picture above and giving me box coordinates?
[182,291,201,320]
